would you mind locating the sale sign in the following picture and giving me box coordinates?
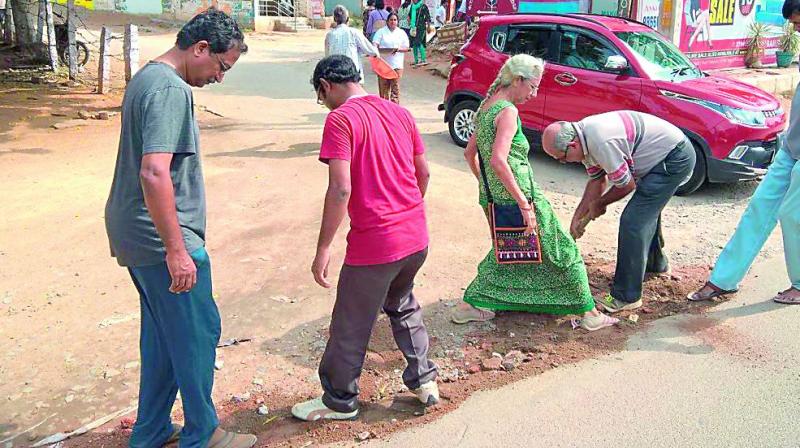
[679,0,782,69]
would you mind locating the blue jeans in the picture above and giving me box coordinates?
[127,247,221,448]
[710,148,800,291]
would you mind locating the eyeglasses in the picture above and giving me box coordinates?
[555,141,571,163]
[214,53,231,73]
[316,86,324,105]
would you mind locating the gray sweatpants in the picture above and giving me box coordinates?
[319,248,438,413]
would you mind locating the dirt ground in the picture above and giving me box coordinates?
[0,16,790,448]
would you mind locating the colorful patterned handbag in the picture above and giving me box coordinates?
[476,148,542,265]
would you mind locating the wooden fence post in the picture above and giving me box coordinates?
[36,0,46,44]
[3,5,14,45]
[98,26,112,94]
[45,0,59,71]
[123,24,139,82]
[67,0,78,80]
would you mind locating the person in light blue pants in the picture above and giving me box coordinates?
[690,0,800,305]
[689,146,800,304]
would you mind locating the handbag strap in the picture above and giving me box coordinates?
[474,105,534,206]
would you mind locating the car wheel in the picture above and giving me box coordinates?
[448,99,479,148]
[675,141,706,196]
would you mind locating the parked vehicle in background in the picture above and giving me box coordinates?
[439,13,786,195]
[55,22,90,67]
[51,10,91,67]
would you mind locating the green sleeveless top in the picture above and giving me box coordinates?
[475,100,533,207]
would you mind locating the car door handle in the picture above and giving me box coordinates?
[554,72,577,86]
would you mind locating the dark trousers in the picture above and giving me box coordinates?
[127,247,220,448]
[611,140,696,303]
[319,248,438,413]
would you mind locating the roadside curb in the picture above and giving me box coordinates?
[711,65,800,96]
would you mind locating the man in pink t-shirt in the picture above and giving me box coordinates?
[292,55,439,422]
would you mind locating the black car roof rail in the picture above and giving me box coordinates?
[509,12,651,30]
[571,12,653,29]
[509,12,608,28]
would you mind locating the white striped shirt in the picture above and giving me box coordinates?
[325,25,379,84]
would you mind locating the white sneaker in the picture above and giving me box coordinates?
[291,397,358,421]
[412,380,440,406]
[576,312,619,331]
[451,305,495,324]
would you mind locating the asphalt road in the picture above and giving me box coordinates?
[351,254,800,448]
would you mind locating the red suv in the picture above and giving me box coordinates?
[439,13,786,194]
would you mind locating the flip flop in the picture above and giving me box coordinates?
[687,282,737,302]
[773,287,800,304]
[163,424,182,446]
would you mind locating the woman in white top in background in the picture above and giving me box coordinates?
[434,0,447,28]
[324,5,379,85]
[371,12,410,104]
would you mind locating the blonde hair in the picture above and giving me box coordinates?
[475,54,545,123]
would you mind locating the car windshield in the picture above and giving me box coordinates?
[615,31,702,82]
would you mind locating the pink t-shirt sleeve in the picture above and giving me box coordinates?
[319,112,352,163]
[406,110,425,156]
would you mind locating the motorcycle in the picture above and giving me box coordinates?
[55,22,90,67]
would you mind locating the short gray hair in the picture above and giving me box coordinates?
[552,121,577,153]
[333,5,349,24]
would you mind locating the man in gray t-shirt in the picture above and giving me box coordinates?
[104,9,256,448]
[105,61,206,267]
[542,111,696,313]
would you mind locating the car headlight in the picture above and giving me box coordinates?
[660,90,767,127]
[721,107,766,127]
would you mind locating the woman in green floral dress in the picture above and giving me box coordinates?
[452,54,618,331]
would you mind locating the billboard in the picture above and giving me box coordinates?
[679,0,783,69]
[56,0,95,10]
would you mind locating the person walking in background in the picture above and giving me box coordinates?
[365,0,390,40]
[434,0,447,29]
[372,12,410,103]
[686,0,800,305]
[409,0,431,66]
[453,54,618,331]
[541,112,696,314]
[362,0,375,37]
[325,5,378,85]
[104,9,256,448]
[292,55,439,421]
[398,0,413,38]
[454,0,468,23]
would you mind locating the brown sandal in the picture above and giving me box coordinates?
[162,424,182,446]
[773,287,800,304]
[687,282,737,302]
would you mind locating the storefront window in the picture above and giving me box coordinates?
[616,31,702,81]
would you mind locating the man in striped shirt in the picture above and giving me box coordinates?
[542,111,696,313]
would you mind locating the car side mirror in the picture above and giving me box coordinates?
[604,55,628,72]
